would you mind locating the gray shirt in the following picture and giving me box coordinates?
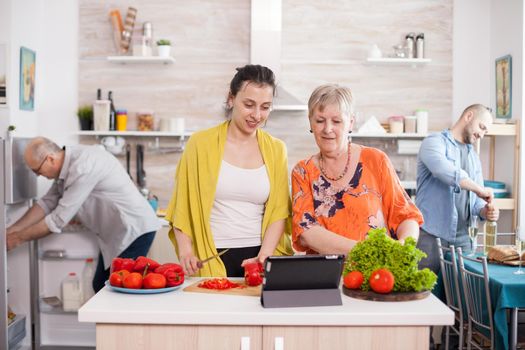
[455,142,471,237]
[37,145,160,268]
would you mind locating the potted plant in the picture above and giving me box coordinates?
[6,125,15,140]
[156,39,172,58]
[77,105,93,130]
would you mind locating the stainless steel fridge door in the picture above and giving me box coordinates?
[4,137,37,204]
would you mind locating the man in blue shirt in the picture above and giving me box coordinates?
[416,104,499,274]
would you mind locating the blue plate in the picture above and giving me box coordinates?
[105,281,182,294]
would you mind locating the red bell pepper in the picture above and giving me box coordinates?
[133,256,160,273]
[244,262,264,286]
[154,263,185,287]
[111,257,136,273]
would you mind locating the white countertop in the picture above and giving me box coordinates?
[78,278,453,327]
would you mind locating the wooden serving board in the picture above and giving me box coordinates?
[183,279,262,297]
[342,287,430,302]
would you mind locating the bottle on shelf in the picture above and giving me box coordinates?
[484,217,498,255]
[405,32,416,59]
[108,91,117,131]
[82,258,95,304]
[62,272,82,312]
[416,33,425,59]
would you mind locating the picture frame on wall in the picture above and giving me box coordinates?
[0,44,6,106]
[19,46,36,111]
[495,54,512,119]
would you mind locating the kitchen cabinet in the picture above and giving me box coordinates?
[97,324,263,350]
[79,277,454,350]
[475,122,520,230]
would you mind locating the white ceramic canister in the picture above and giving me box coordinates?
[93,100,111,131]
[415,109,429,134]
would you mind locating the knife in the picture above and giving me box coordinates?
[197,248,230,268]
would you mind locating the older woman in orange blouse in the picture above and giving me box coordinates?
[292,84,423,254]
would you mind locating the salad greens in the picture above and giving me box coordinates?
[343,228,437,292]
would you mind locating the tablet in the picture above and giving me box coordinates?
[262,254,345,291]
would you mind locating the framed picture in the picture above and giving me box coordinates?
[19,46,36,111]
[0,44,6,106]
[495,54,512,119]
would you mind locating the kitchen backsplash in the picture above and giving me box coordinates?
[78,0,452,207]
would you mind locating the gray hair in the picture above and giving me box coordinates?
[28,137,61,162]
[308,84,355,120]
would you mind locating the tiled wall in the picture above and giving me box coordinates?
[78,0,452,206]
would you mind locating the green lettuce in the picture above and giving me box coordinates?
[343,228,437,292]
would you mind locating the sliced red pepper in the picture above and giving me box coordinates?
[198,278,244,290]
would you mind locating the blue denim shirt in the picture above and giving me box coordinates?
[416,129,486,242]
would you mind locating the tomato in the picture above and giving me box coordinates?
[109,270,130,287]
[343,271,364,290]
[143,273,167,289]
[369,268,395,294]
[123,272,143,289]
[244,262,264,286]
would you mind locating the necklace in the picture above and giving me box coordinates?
[319,144,351,181]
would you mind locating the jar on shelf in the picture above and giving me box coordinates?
[388,116,404,134]
[137,110,155,131]
[415,109,429,134]
[404,115,417,133]
[116,109,128,131]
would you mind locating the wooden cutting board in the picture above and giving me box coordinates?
[342,286,430,302]
[183,279,262,297]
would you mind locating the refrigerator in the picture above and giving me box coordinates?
[1,137,97,349]
[1,136,38,349]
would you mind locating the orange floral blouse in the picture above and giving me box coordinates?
[291,145,423,253]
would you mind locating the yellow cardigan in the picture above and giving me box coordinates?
[165,121,293,276]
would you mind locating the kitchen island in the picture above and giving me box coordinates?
[78,278,453,350]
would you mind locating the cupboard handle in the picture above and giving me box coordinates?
[240,336,250,350]
[274,336,284,350]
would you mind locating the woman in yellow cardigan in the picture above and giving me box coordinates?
[165,65,293,277]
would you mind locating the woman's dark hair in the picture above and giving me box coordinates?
[229,64,276,98]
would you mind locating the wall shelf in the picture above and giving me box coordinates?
[107,56,175,64]
[351,132,428,139]
[77,130,191,137]
[366,57,432,66]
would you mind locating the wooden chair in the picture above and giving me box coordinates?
[457,248,494,350]
[437,238,465,350]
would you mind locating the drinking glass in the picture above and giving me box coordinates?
[468,215,479,256]
[514,227,525,275]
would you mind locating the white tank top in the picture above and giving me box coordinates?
[210,160,270,248]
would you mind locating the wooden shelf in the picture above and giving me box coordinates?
[351,132,428,139]
[107,56,175,64]
[486,123,517,136]
[76,130,191,137]
[493,198,515,210]
[366,57,432,66]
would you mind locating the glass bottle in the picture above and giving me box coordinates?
[484,220,498,255]
[108,91,116,131]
